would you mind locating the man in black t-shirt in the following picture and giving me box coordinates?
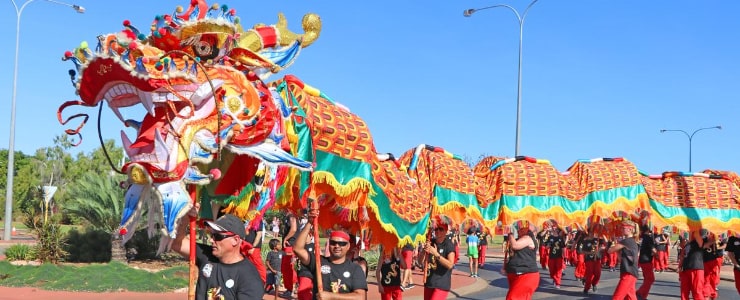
[294,209,367,300]
[679,230,709,300]
[171,204,265,300]
[608,220,638,299]
[582,230,603,294]
[725,234,740,295]
[546,228,566,288]
[636,225,656,300]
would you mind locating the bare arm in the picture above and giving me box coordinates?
[509,235,534,251]
[171,203,200,258]
[607,241,624,254]
[293,221,313,266]
[283,215,298,247]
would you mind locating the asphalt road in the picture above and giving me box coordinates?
[453,260,737,299]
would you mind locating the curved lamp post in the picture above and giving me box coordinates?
[4,0,84,241]
[660,125,722,172]
[464,0,541,157]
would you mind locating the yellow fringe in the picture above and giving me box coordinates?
[312,171,377,197]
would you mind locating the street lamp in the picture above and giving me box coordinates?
[660,126,722,172]
[4,0,84,241]
[464,0,541,157]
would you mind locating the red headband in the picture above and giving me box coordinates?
[330,231,350,241]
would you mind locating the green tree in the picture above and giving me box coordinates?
[64,172,127,261]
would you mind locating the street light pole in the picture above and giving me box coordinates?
[464,0,541,157]
[660,125,722,172]
[4,0,84,241]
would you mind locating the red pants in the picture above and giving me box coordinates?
[281,255,297,292]
[734,268,740,296]
[609,252,618,268]
[455,244,460,264]
[636,262,655,299]
[539,245,549,268]
[478,245,487,266]
[583,260,602,291]
[506,272,539,300]
[575,254,586,279]
[612,272,637,300]
[654,251,667,271]
[715,257,723,287]
[703,259,718,299]
[548,257,564,285]
[424,287,449,300]
[680,269,705,300]
[381,286,402,300]
[297,276,313,300]
[563,248,571,265]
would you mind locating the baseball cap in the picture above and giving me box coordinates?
[205,214,247,240]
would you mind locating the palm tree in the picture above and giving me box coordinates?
[64,172,127,262]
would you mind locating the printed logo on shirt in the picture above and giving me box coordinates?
[202,263,213,278]
[343,271,351,278]
[321,265,332,274]
[225,279,234,288]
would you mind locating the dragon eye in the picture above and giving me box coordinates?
[191,35,219,61]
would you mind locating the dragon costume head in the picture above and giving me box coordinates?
[58,0,321,247]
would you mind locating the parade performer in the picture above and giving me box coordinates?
[679,230,709,300]
[538,229,550,270]
[546,227,566,289]
[636,225,656,300]
[294,209,368,300]
[608,220,639,300]
[725,232,740,295]
[172,203,265,300]
[582,230,604,294]
[420,222,456,300]
[654,230,669,272]
[504,221,540,300]
[376,246,404,300]
[702,232,719,300]
[573,231,586,283]
[478,228,490,268]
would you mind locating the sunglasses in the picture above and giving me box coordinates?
[212,232,237,241]
[329,240,349,247]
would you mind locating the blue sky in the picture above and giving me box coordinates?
[0,0,738,174]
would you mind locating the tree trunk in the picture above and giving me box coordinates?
[110,235,126,262]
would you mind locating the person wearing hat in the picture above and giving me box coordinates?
[636,225,656,300]
[504,221,540,300]
[608,220,639,300]
[171,203,265,300]
[725,231,740,295]
[420,221,456,300]
[294,209,368,300]
[678,229,711,300]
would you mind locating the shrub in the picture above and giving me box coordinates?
[125,229,161,260]
[33,220,68,263]
[65,227,112,263]
[4,244,35,261]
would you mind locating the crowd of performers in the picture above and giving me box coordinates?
[172,203,740,300]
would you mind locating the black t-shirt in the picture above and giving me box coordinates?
[195,243,265,300]
[425,238,456,291]
[479,233,488,246]
[297,243,315,279]
[726,236,740,260]
[618,238,639,277]
[506,237,539,274]
[682,240,705,270]
[547,236,565,258]
[638,234,655,263]
[703,243,717,262]
[305,255,368,295]
[582,238,602,261]
[281,214,297,246]
[379,258,402,287]
[654,235,668,251]
[715,241,725,257]
[266,250,283,272]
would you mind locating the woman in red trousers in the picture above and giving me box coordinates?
[504,220,540,300]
